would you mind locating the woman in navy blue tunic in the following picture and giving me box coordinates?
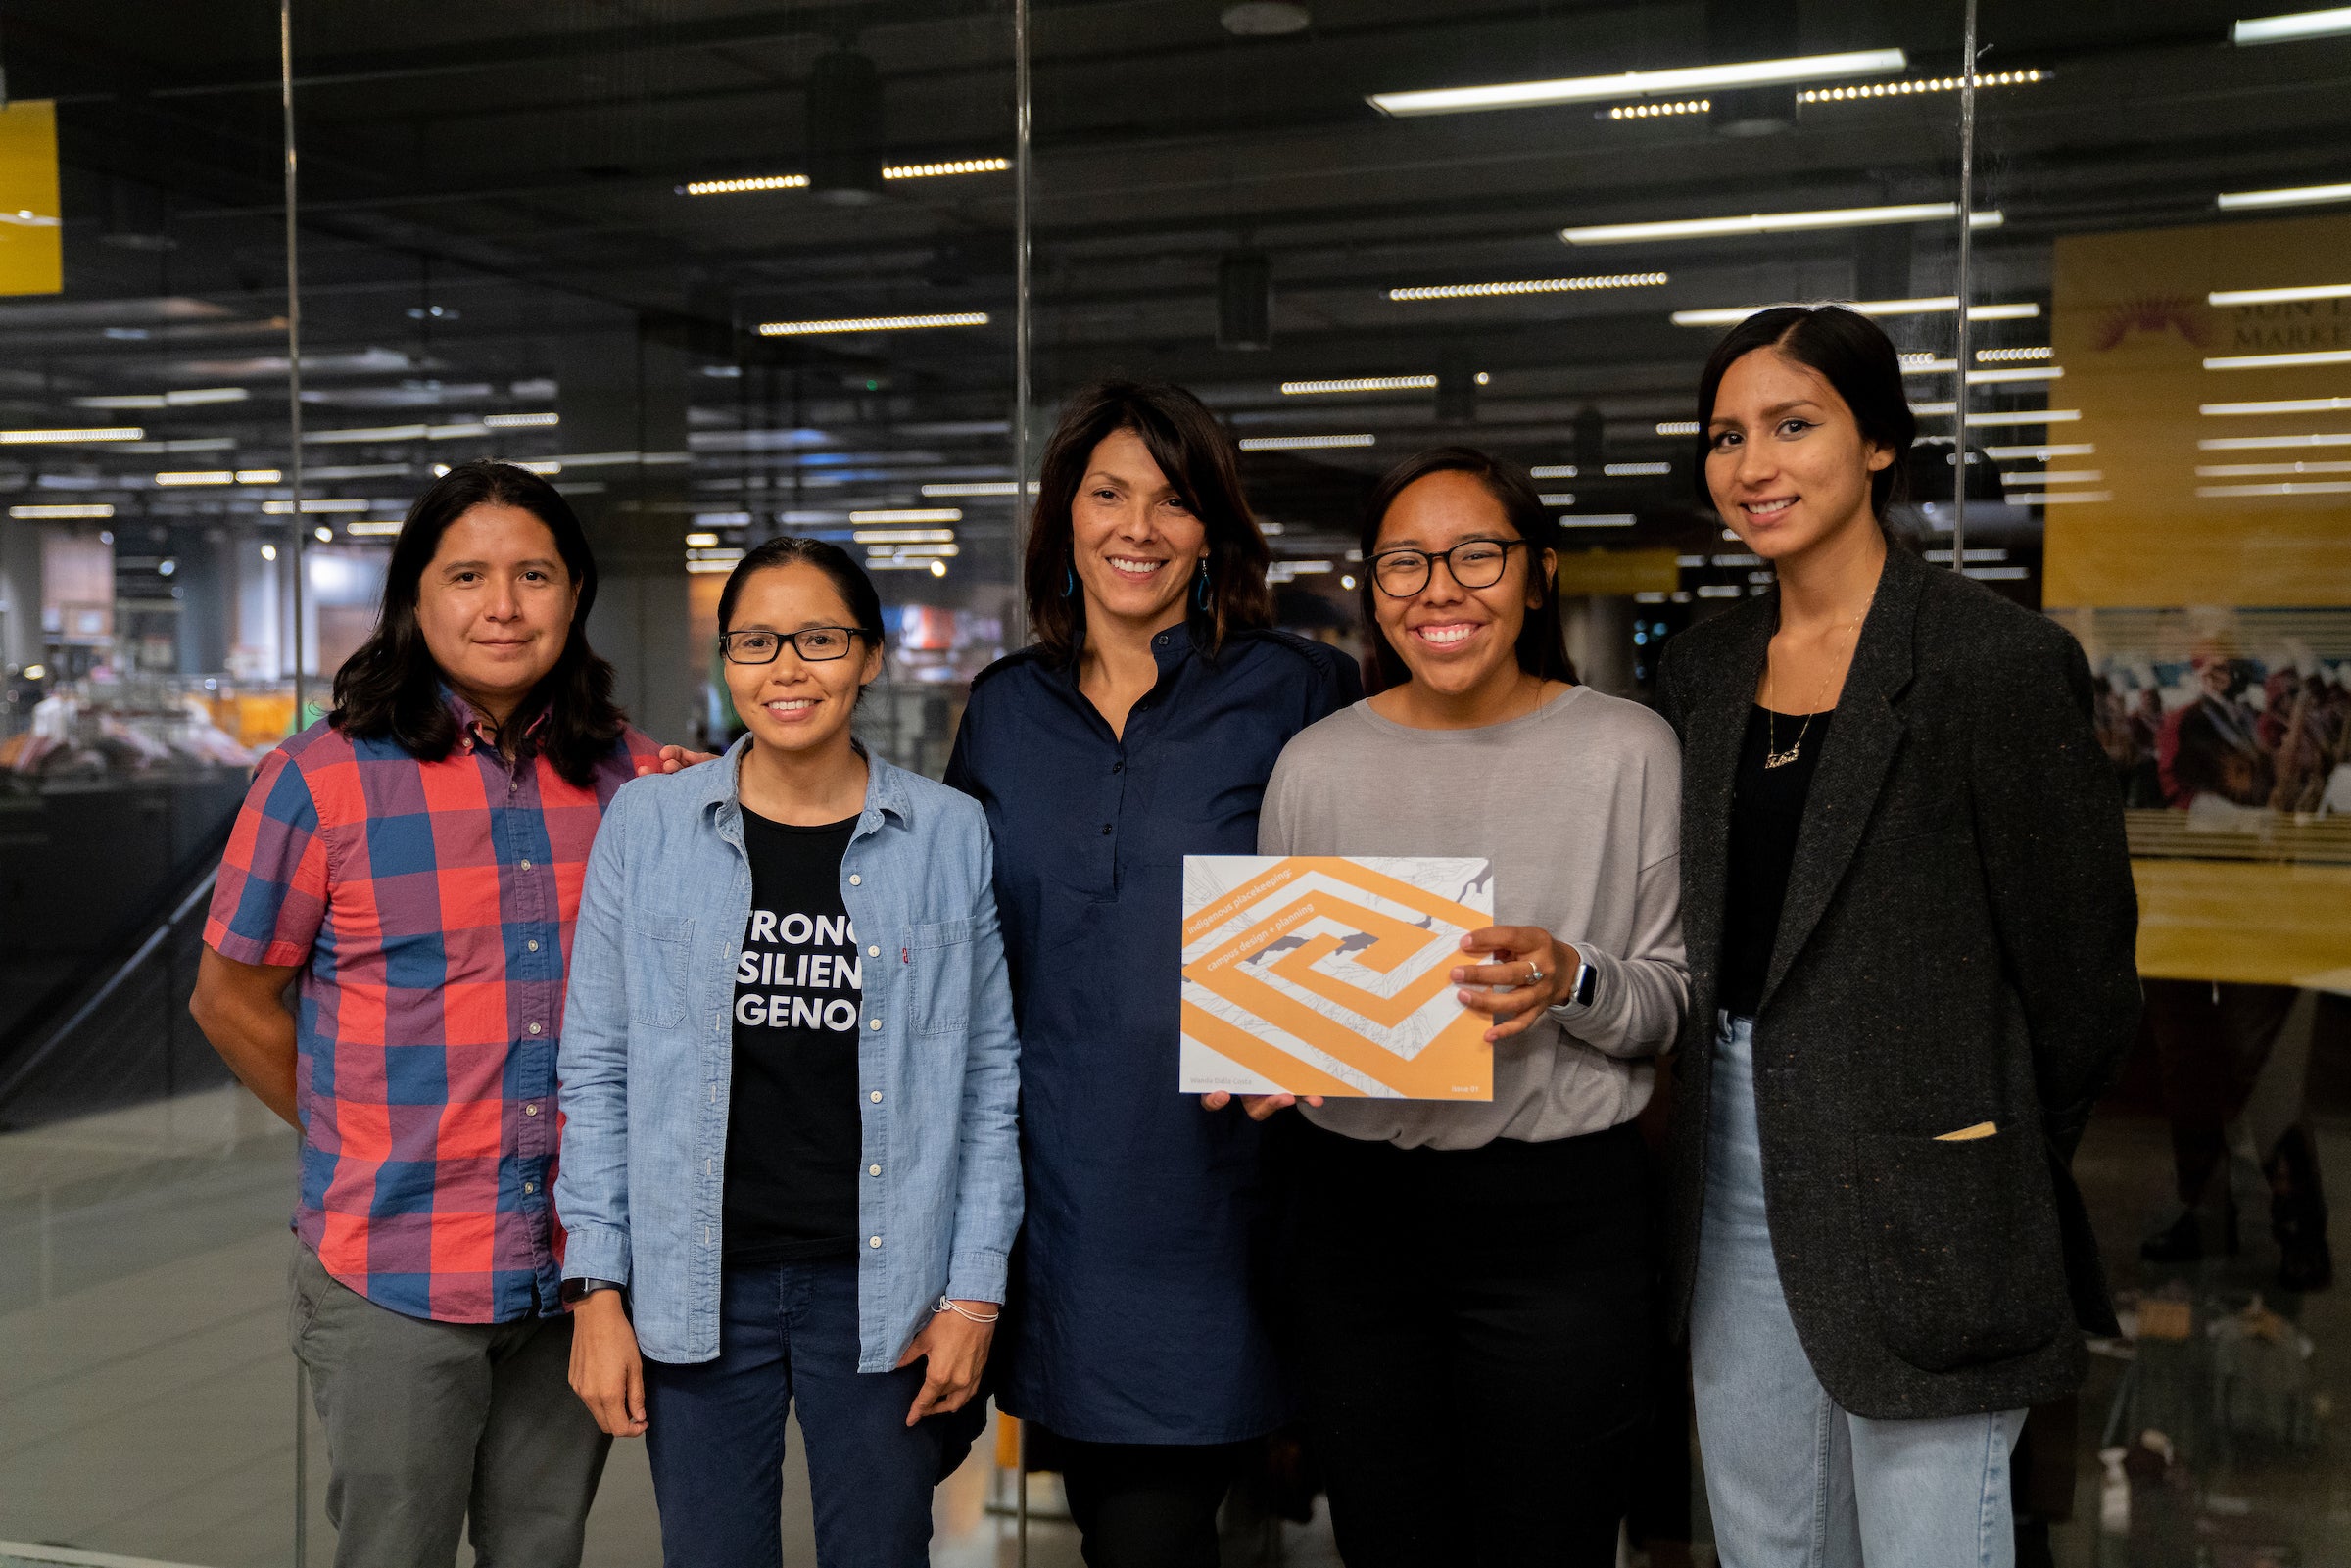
[946,379,1359,1565]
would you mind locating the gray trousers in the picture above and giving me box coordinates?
[290,1244,612,1568]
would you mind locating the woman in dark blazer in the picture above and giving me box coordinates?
[1654,305,2139,1567]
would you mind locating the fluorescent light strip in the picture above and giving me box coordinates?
[1539,492,1577,505]
[1237,434,1376,451]
[883,158,1011,179]
[155,470,233,486]
[2217,180,2351,210]
[1672,296,2037,326]
[1388,272,1667,301]
[2210,283,2351,306]
[74,387,249,409]
[684,532,721,548]
[484,411,560,428]
[867,558,952,572]
[2205,349,2351,369]
[685,559,739,574]
[2202,396,2351,414]
[848,508,962,524]
[0,426,142,443]
[867,543,960,559]
[1282,375,1436,395]
[1799,70,2044,102]
[263,499,369,514]
[2197,460,2351,475]
[2030,491,2114,503]
[1570,204,1999,246]
[346,520,403,537]
[235,469,283,484]
[1368,48,1906,117]
[1901,355,1958,373]
[1978,346,2054,361]
[1912,404,2084,425]
[2199,431,2351,449]
[684,174,810,196]
[1605,461,1671,476]
[1900,358,2062,382]
[1607,99,1708,119]
[1998,469,2104,485]
[854,528,957,545]
[9,502,113,518]
[1559,513,1637,527]
[1655,421,1701,436]
[922,480,1038,497]
[1529,464,1578,478]
[1985,443,2094,460]
[757,312,988,336]
[2198,480,2351,497]
[2231,7,2351,45]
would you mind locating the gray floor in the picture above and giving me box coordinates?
[0,1087,1339,1568]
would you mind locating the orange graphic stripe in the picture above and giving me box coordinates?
[1181,1000,1367,1099]
[1203,964,1491,1099]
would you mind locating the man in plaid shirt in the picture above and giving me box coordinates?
[193,461,666,1567]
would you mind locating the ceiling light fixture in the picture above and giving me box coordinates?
[263,499,370,513]
[9,502,113,519]
[1607,99,1708,119]
[2205,348,2351,368]
[2196,460,2351,475]
[1799,70,2044,102]
[484,411,560,428]
[2231,6,2351,45]
[1281,375,1436,395]
[1985,442,2094,460]
[1529,464,1579,478]
[1368,48,1906,117]
[2210,283,2351,306]
[882,158,1011,179]
[854,528,958,545]
[155,469,234,486]
[1539,492,1577,505]
[236,469,283,484]
[1568,203,2000,246]
[2199,479,2351,496]
[848,507,962,524]
[73,387,249,409]
[1559,514,1638,527]
[2201,396,2351,414]
[1672,296,2037,326]
[1388,272,1667,301]
[1997,469,2104,485]
[2217,180,2351,211]
[757,312,988,336]
[345,521,403,537]
[1605,460,1671,476]
[1977,346,2054,361]
[0,426,143,444]
[921,480,1038,497]
[2028,491,2114,504]
[684,532,721,547]
[1237,433,1376,451]
[1655,421,1701,436]
[2199,431,2351,449]
[683,174,811,196]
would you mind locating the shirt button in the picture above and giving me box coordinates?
[869,1164,882,1176]
[869,1019,882,1030]
[868,944,880,957]
[870,1090,884,1103]
[524,1104,540,1117]
[848,874,862,886]
[527,1022,543,1035]
[1112,761,1124,773]
[526,939,540,952]
[1100,824,1112,835]
[519,858,533,871]
[869,1236,882,1248]
[523,1181,538,1194]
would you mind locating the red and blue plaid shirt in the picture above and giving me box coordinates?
[205,693,659,1322]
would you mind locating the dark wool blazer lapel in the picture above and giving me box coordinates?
[1676,598,1771,1027]
[1758,546,1925,1013]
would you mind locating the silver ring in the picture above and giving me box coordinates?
[1525,963,1545,987]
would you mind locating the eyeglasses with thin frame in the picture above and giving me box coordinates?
[719,627,868,665]
[1367,538,1528,598]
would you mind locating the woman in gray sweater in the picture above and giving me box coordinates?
[1212,447,1688,1566]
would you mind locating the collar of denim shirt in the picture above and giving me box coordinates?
[693,732,914,849]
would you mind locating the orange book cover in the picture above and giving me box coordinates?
[1178,855,1494,1101]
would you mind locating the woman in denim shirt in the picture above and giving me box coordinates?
[555,538,1022,1568]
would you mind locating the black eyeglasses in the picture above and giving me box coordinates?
[719,627,868,665]
[1367,538,1527,598]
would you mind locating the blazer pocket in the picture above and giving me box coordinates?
[626,916,695,1028]
[1855,1127,2069,1374]
[905,918,975,1036]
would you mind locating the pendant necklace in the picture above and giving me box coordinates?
[1763,614,1860,770]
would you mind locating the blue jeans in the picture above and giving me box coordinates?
[641,1259,983,1568]
[1692,1015,2027,1568]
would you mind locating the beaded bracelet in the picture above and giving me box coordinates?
[934,1295,1003,1324]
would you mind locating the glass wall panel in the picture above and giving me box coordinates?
[1968,6,2351,1562]
[0,3,306,1564]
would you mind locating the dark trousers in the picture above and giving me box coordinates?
[1043,1430,1246,1568]
[1285,1119,1656,1568]
[642,1259,983,1568]
[288,1244,610,1568]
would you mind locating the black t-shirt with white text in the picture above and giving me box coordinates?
[725,807,863,1264]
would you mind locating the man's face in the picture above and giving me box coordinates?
[412,503,579,719]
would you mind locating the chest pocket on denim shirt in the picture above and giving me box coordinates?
[627,916,694,1028]
[905,919,974,1036]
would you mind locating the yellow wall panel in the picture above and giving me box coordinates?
[0,100,62,296]
[2132,858,2351,991]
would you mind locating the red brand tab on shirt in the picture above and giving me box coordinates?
[902,946,910,964]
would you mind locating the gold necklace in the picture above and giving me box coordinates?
[1763,615,1861,770]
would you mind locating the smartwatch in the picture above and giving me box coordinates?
[561,1277,623,1306]
[1567,953,1597,1008]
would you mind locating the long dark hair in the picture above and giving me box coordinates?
[1694,305,1916,517]
[329,459,625,785]
[1358,446,1576,691]
[1022,378,1274,664]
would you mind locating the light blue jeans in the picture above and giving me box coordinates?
[1691,1014,2028,1568]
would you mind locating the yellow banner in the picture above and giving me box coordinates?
[0,101,62,296]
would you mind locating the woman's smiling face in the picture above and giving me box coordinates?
[720,562,882,761]
[1069,426,1209,638]
[1368,469,1547,701]
[1704,347,1894,564]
